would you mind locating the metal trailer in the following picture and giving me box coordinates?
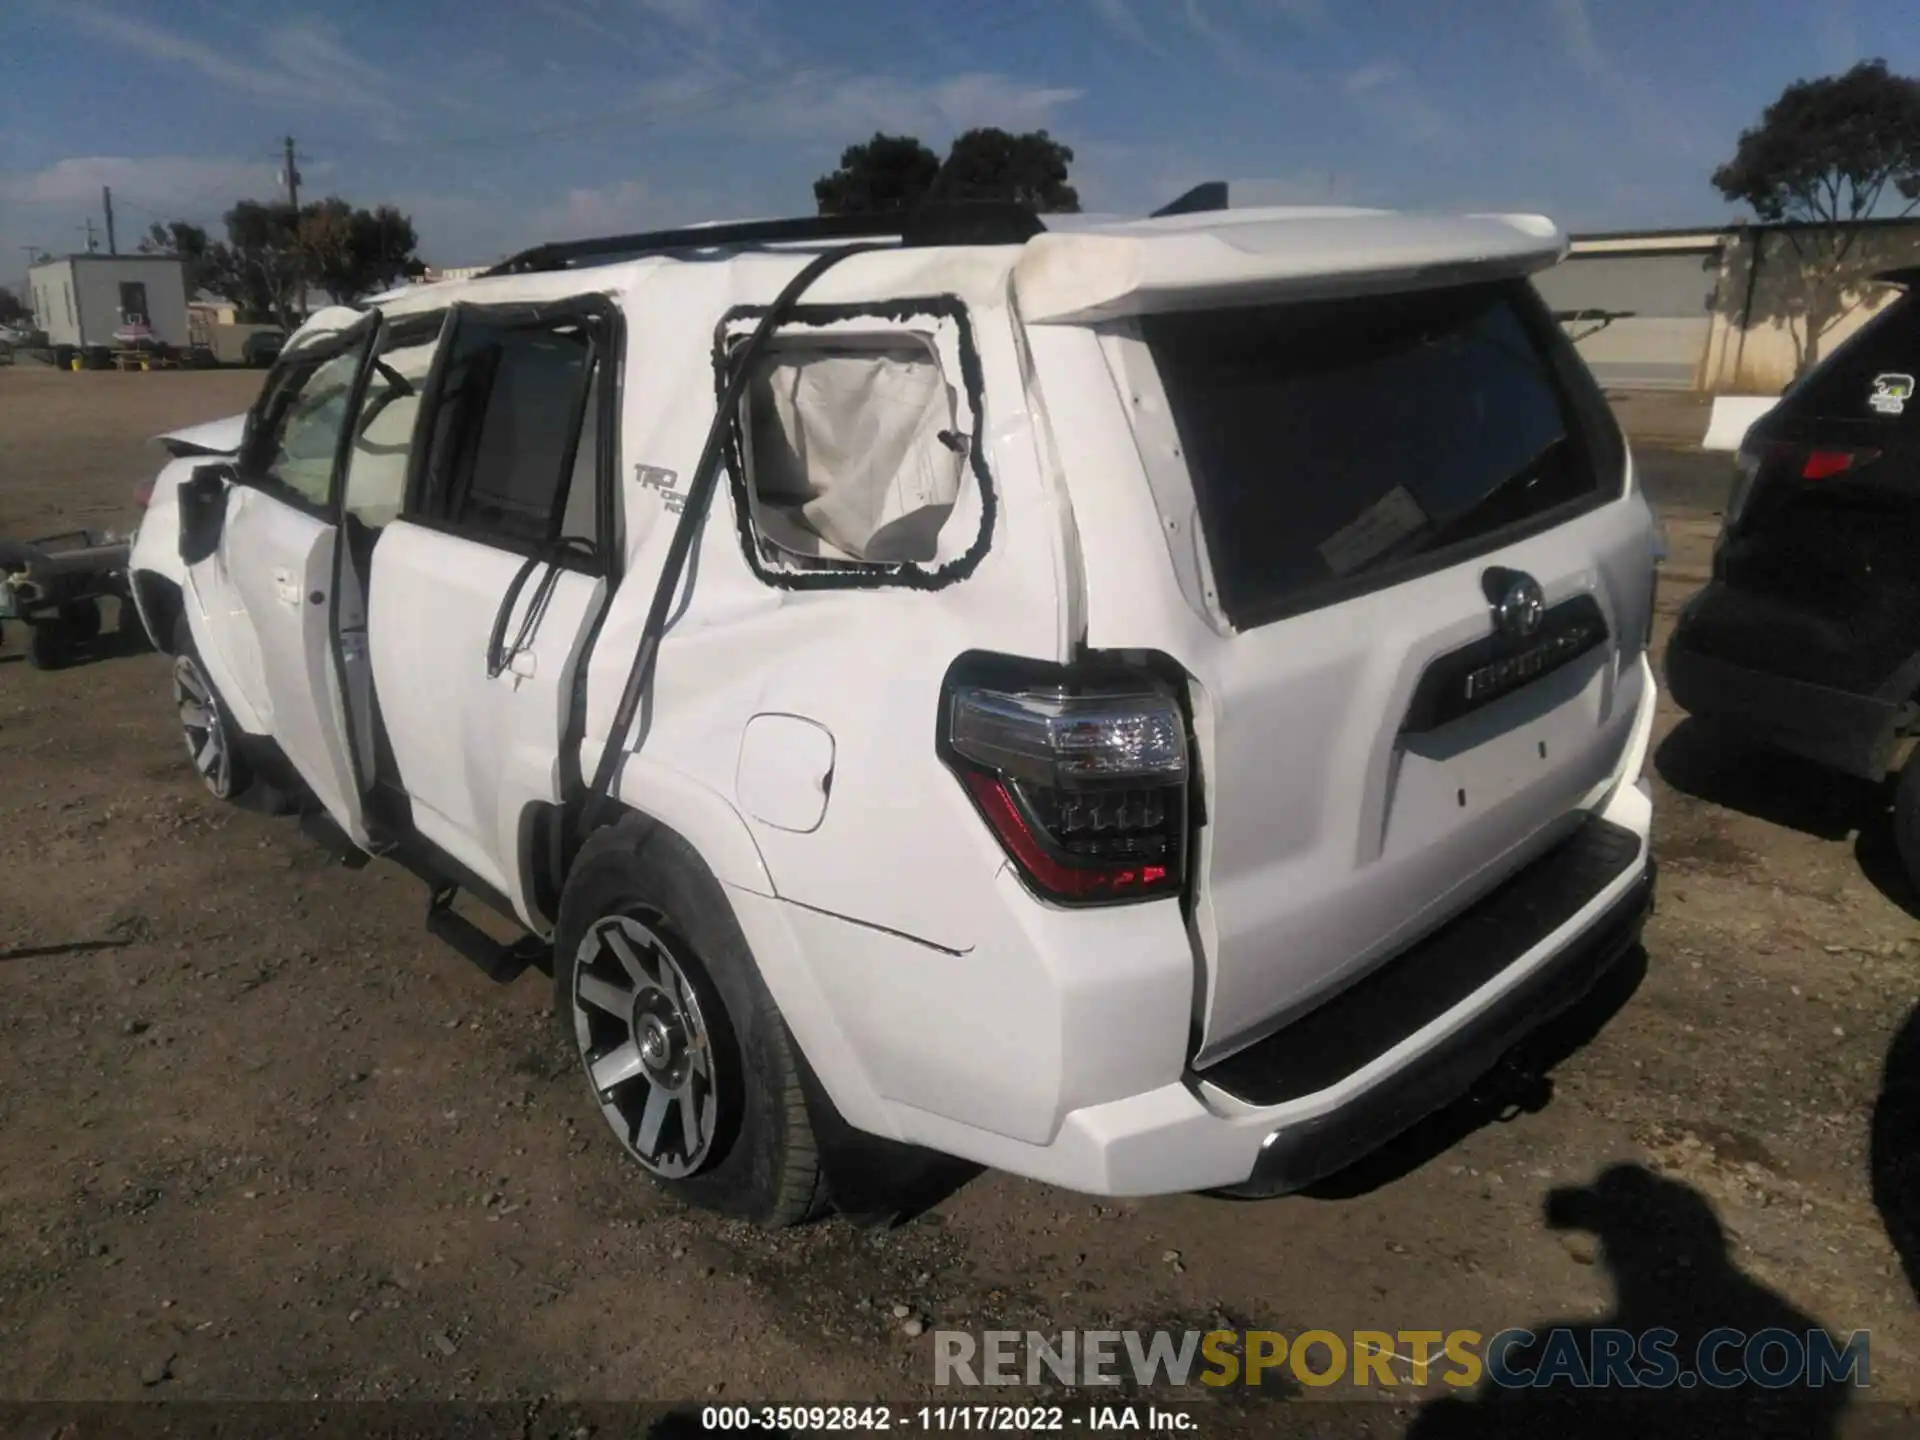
[0,530,136,670]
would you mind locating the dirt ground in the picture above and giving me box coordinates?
[2,365,1917,1437]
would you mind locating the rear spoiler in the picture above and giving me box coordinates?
[1012,208,1568,325]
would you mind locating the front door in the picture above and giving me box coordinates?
[219,313,380,844]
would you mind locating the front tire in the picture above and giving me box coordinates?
[169,615,293,812]
[554,816,826,1228]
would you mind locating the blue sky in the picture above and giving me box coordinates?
[3,0,1918,277]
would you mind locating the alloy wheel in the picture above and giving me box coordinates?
[570,914,721,1179]
[172,655,232,798]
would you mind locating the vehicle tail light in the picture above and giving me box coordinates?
[939,660,1189,905]
[133,476,155,511]
[1800,448,1878,480]
[1723,442,1881,540]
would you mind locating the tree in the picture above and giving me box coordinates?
[1713,59,1920,374]
[137,219,216,298]
[141,196,425,325]
[212,199,304,327]
[814,132,941,215]
[813,127,1080,215]
[930,128,1080,212]
[0,286,28,327]
[298,198,424,302]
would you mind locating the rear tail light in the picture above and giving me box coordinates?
[1723,442,1881,537]
[939,660,1190,905]
[1799,448,1878,480]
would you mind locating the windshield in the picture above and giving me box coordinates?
[1142,279,1615,628]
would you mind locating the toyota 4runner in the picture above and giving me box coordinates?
[126,195,1660,1226]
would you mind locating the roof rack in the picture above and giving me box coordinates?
[1151,181,1229,218]
[482,201,1045,277]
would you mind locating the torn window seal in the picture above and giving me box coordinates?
[711,296,997,594]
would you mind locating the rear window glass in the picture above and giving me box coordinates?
[1786,291,1917,427]
[1142,280,1613,628]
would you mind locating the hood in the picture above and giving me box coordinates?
[154,412,247,459]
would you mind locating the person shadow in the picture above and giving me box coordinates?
[1408,1163,1858,1439]
[1872,1000,1920,1304]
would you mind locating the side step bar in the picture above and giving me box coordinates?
[294,808,547,983]
[425,883,543,985]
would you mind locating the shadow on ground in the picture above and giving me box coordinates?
[1654,718,1919,920]
[1408,1164,1860,1439]
[1873,1000,1920,1306]
[1297,945,1648,1201]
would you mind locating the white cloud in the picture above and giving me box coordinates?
[1545,0,1715,164]
[1548,0,1608,81]
[57,4,462,138]
[559,179,672,237]
[700,70,1084,145]
[0,154,280,221]
[1344,59,1402,95]
[1338,59,1465,154]
[1177,0,1310,87]
[1264,0,1332,30]
[1087,0,1165,53]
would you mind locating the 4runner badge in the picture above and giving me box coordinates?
[1869,373,1914,417]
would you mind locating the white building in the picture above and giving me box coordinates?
[27,254,190,352]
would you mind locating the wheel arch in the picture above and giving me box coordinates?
[573,781,902,1146]
[130,570,185,655]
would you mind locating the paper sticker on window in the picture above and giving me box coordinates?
[1317,485,1429,576]
[1870,373,1914,417]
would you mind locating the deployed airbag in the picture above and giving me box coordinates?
[744,342,962,564]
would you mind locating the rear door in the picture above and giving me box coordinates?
[365,299,618,924]
[216,313,381,843]
[1034,277,1654,1065]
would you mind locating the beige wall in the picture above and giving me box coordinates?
[1700,221,1920,394]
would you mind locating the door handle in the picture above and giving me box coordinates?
[273,569,300,606]
[507,650,537,680]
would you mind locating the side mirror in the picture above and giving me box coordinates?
[177,463,233,567]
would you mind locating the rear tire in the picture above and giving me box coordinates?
[554,815,827,1228]
[1896,747,1920,897]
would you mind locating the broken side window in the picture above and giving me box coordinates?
[719,303,992,588]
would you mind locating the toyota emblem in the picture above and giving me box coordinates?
[1486,569,1546,640]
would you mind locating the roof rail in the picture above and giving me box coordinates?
[482,201,1045,277]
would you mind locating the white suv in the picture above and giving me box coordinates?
[127,196,1660,1226]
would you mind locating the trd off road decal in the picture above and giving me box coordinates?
[635,464,684,514]
[1869,372,1914,417]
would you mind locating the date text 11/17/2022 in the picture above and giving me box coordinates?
[696,1403,1198,1432]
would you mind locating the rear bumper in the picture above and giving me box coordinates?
[863,777,1654,1197]
[1235,859,1650,1196]
[1665,622,1906,781]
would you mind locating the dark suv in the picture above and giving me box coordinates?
[1666,268,1920,882]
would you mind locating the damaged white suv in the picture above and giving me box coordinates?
[128,191,1660,1226]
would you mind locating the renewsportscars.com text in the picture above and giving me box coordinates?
[934,1327,1871,1390]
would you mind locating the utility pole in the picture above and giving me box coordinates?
[81,217,98,253]
[102,186,118,255]
[283,134,305,319]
